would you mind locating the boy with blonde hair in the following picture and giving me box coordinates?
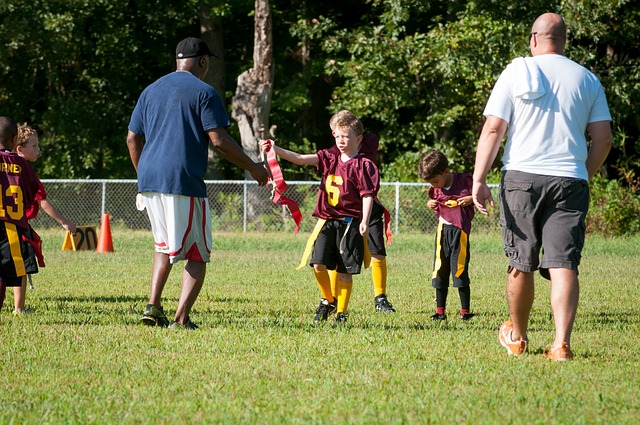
[9,123,77,315]
[260,110,379,323]
[0,117,39,315]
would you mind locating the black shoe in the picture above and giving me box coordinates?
[374,294,396,312]
[168,317,199,330]
[142,304,170,327]
[313,298,337,322]
[431,313,447,321]
[460,313,475,321]
[334,312,348,323]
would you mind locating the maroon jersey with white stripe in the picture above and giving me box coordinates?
[313,148,379,220]
[0,151,39,230]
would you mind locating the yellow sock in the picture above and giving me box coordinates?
[371,257,387,297]
[328,269,339,298]
[336,278,353,313]
[314,269,334,302]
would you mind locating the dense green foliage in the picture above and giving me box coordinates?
[1,1,638,183]
[1,231,639,423]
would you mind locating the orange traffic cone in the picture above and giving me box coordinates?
[96,213,114,253]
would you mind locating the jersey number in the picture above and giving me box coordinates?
[325,175,343,207]
[0,185,24,220]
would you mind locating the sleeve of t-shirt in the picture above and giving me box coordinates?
[128,96,145,136]
[201,87,231,131]
[483,67,514,122]
[588,82,612,124]
[35,179,46,201]
[358,159,380,198]
[316,149,330,176]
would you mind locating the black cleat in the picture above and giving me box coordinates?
[374,294,396,312]
[313,298,337,322]
[142,304,170,327]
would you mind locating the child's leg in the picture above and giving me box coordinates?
[336,273,353,313]
[313,265,335,303]
[13,276,27,313]
[435,287,448,316]
[459,286,471,314]
[329,269,338,299]
[371,255,387,297]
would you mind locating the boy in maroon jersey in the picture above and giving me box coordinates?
[328,133,395,312]
[419,150,475,321]
[259,110,379,323]
[0,117,40,314]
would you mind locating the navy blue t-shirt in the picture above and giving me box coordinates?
[128,71,230,197]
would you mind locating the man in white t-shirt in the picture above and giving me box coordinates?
[472,13,612,361]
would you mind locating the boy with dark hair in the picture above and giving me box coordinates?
[260,110,379,323]
[0,117,39,315]
[419,150,475,321]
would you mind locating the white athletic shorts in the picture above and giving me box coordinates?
[136,192,212,264]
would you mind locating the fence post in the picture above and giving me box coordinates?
[243,180,248,233]
[101,181,107,218]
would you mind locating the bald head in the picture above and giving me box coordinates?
[530,13,566,55]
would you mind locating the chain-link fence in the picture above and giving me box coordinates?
[32,179,500,234]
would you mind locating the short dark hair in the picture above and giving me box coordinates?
[0,116,18,146]
[418,150,449,180]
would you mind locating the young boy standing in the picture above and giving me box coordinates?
[419,150,475,321]
[0,117,39,315]
[328,133,395,312]
[10,123,77,315]
[260,110,378,323]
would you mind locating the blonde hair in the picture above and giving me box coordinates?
[329,110,363,136]
[17,123,37,149]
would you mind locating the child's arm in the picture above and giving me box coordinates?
[259,140,318,167]
[38,199,77,234]
[360,195,374,236]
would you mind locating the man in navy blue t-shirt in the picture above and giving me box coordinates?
[127,37,268,330]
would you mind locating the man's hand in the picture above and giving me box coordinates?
[250,162,269,186]
[472,181,494,215]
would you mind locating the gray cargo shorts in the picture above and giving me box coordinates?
[499,170,589,279]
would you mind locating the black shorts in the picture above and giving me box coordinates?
[310,218,365,274]
[367,202,386,256]
[431,223,470,288]
[0,221,37,286]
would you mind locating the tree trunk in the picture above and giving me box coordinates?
[199,5,226,179]
[231,0,274,171]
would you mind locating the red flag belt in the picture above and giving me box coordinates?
[264,140,303,234]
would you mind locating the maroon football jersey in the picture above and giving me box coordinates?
[313,148,379,220]
[428,172,475,235]
[0,151,39,230]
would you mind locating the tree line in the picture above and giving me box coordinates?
[0,0,637,186]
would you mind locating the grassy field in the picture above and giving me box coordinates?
[1,230,639,424]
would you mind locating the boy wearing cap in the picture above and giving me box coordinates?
[127,37,268,330]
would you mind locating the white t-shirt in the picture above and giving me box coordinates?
[483,54,612,180]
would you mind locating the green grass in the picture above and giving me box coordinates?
[1,230,639,424]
